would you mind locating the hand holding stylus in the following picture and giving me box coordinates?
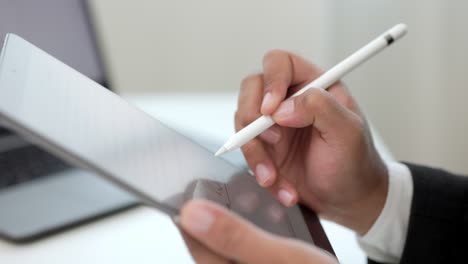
[181,51,392,261]
[181,24,408,263]
[232,50,390,234]
[216,24,407,156]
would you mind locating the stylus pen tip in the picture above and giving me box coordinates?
[214,146,228,157]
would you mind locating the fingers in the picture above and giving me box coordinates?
[261,50,323,115]
[180,200,338,264]
[179,229,230,264]
[236,71,299,206]
[236,74,277,187]
[269,179,299,207]
[233,125,298,206]
[238,138,277,187]
[180,200,275,263]
[258,124,282,145]
[327,82,363,117]
[272,88,361,138]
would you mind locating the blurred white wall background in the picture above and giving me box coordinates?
[89,0,468,166]
[329,1,468,174]
[88,0,332,93]
[90,0,468,174]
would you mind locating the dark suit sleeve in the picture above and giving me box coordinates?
[368,163,468,264]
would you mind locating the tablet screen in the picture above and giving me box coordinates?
[0,34,313,242]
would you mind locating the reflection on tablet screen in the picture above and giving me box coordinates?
[0,34,311,242]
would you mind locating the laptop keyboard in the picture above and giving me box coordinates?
[0,145,69,189]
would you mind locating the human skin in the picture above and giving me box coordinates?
[180,50,389,263]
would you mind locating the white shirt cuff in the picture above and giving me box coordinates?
[357,162,413,263]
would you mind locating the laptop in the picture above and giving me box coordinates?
[0,34,322,247]
[0,0,138,242]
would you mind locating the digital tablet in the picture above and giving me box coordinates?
[0,34,320,245]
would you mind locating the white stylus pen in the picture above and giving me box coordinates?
[215,23,408,157]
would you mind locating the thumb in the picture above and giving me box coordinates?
[180,199,276,263]
[272,88,360,135]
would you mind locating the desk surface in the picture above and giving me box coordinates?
[0,92,389,263]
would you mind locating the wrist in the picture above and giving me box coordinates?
[333,161,389,235]
[357,162,413,262]
[354,170,389,235]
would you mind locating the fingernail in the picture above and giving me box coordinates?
[278,189,294,206]
[260,127,281,144]
[255,163,271,185]
[261,92,273,111]
[184,206,215,234]
[274,100,295,118]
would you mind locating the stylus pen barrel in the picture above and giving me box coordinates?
[293,38,387,97]
[225,115,275,151]
[217,24,408,156]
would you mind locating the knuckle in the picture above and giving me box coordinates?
[234,110,259,129]
[302,88,326,112]
[333,82,362,114]
[346,115,367,146]
[264,79,289,94]
[244,111,261,124]
[262,50,292,94]
[339,90,359,113]
[342,95,356,111]
[352,117,367,140]
[263,49,287,62]
[241,140,258,158]
[240,74,261,91]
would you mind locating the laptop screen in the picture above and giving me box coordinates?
[0,0,107,86]
[0,0,108,137]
